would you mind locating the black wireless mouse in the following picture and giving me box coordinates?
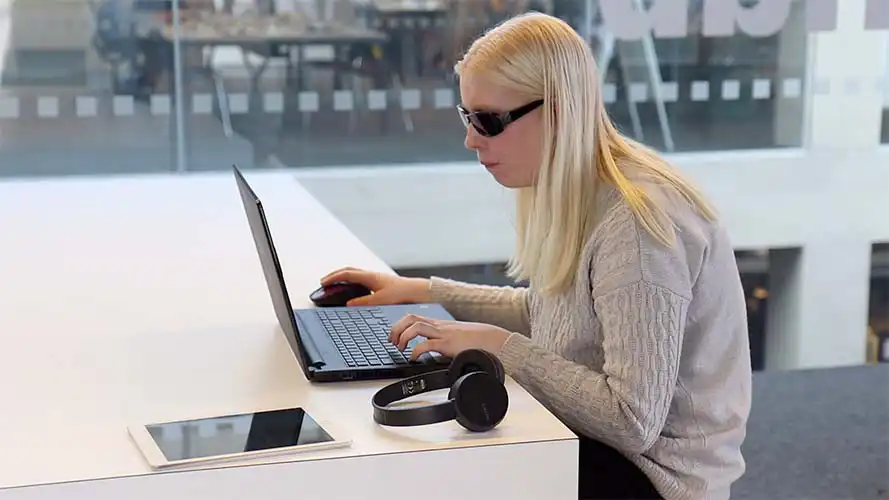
[309,281,372,307]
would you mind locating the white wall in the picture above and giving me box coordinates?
[293,148,889,268]
[885,36,889,107]
[805,0,889,147]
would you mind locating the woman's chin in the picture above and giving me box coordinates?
[489,173,527,189]
[483,163,531,188]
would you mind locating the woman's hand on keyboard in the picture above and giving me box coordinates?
[388,314,512,361]
[320,267,431,306]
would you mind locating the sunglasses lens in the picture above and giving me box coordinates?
[472,113,504,137]
[458,108,506,137]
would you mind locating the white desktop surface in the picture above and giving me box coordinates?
[0,171,577,499]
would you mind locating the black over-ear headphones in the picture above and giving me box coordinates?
[372,349,509,432]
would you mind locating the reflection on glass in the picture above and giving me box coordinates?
[169,0,813,171]
[146,407,334,461]
[0,0,882,177]
[598,0,810,152]
[0,0,178,177]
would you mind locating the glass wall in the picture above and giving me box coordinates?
[0,0,885,176]
[0,0,839,177]
[181,0,814,168]
[0,0,182,177]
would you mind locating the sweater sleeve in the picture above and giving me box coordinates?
[497,203,695,454]
[498,284,689,453]
[428,276,532,336]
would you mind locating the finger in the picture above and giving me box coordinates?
[417,317,448,328]
[321,268,379,289]
[319,267,358,284]
[345,292,380,307]
[396,321,445,352]
[389,313,424,343]
[410,339,447,361]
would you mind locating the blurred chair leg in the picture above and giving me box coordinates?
[391,73,414,133]
[348,72,363,135]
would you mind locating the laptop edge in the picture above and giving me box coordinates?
[233,165,318,380]
[232,165,452,383]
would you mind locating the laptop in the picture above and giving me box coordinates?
[232,165,454,383]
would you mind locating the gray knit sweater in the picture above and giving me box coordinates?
[429,185,752,500]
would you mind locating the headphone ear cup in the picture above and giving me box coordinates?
[451,371,509,432]
[447,349,505,386]
[487,352,505,383]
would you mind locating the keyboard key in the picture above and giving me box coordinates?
[316,308,413,366]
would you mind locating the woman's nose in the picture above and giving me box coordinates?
[464,125,484,150]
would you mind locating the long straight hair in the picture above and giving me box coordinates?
[455,12,717,296]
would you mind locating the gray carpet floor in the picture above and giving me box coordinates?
[733,364,889,499]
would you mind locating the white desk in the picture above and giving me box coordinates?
[0,171,577,499]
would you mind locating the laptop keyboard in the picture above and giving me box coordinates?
[315,308,414,367]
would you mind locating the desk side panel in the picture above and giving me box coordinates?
[2,440,578,500]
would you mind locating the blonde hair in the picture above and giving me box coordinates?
[455,12,717,296]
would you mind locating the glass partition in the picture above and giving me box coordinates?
[595,0,810,152]
[0,0,886,176]
[170,0,815,171]
[0,0,179,177]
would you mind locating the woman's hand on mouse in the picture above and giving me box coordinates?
[320,267,431,306]
[388,314,511,361]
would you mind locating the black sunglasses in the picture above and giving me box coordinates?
[457,99,544,137]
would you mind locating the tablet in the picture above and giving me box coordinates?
[128,406,351,470]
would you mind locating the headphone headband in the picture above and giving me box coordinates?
[372,370,454,427]
[371,349,509,432]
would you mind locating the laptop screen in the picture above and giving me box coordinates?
[232,166,307,368]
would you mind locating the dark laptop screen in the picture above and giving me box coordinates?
[232,166,306,367]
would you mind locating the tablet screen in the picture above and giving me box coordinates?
[146,407,335,461]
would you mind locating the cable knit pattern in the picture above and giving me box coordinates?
[429,187,752,500]
[428,278,532,336]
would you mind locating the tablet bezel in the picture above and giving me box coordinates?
[127,406,351,470]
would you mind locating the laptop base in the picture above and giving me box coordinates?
[295,303,455,383]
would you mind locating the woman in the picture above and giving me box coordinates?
[320,12,752,500]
